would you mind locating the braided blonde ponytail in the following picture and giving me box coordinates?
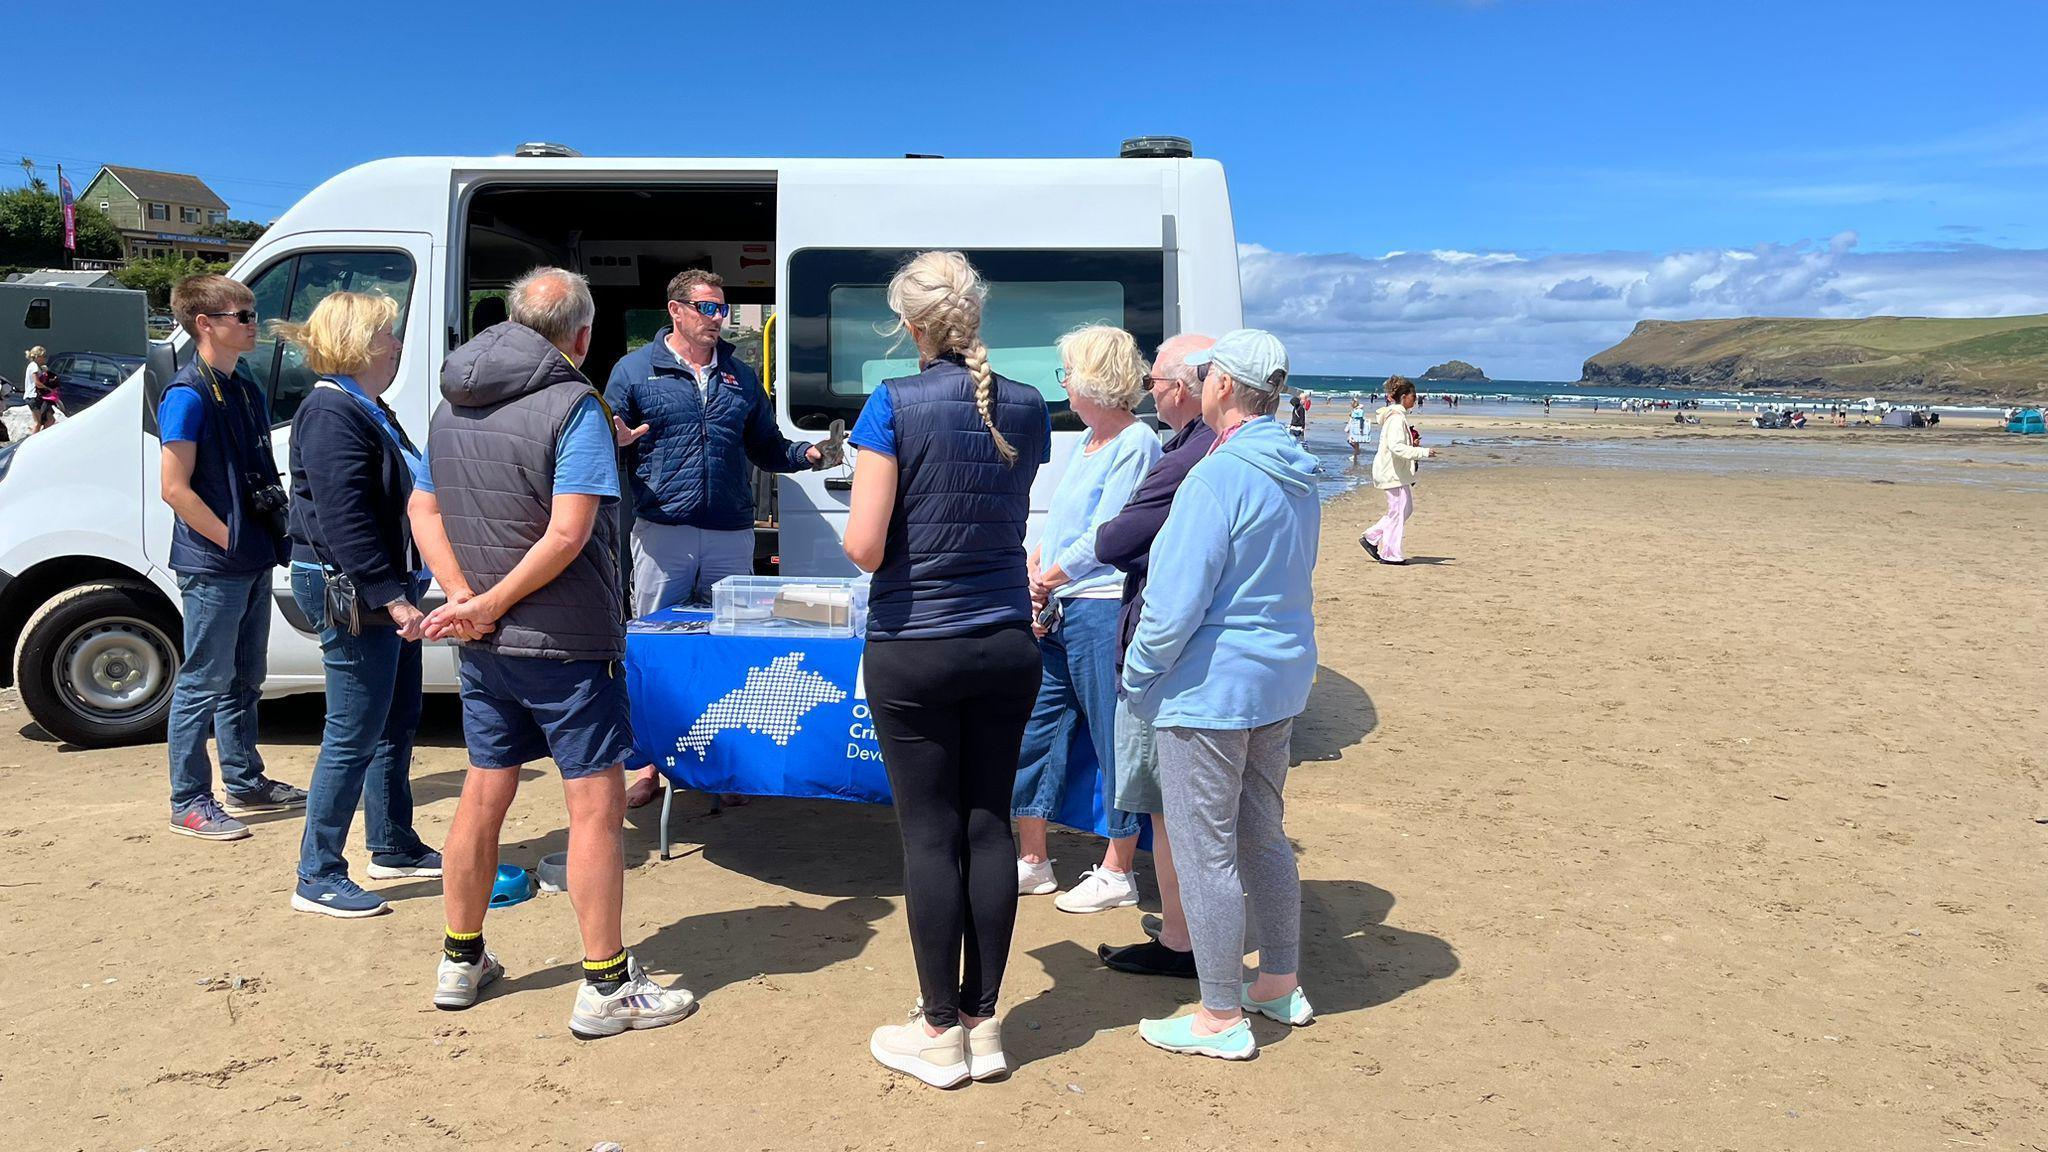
[964,340,1016,465]
[886,251,1019,467]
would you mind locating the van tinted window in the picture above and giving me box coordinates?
[238,250,416,426]
[784,249,1165,431]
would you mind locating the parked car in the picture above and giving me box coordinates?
[46,351,145,417]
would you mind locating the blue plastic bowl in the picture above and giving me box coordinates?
[489,864,535,908]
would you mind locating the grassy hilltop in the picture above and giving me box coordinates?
[1579,315,2048,401]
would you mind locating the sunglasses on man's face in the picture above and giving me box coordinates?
[679,299,730,319]
[202,309,259,325]
[1143,375,1175,392]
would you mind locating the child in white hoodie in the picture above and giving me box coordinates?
[1361,376,1436,564]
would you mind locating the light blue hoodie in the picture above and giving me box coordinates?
[1122,416,1321,729]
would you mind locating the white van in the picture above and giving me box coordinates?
[0,141,1243,746]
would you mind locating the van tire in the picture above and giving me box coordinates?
[14,582,181,748]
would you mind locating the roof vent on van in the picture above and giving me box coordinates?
[1120,135,1194,159]
[514,141,583,158]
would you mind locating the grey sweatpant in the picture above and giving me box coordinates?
[630,521,755,616]
[1156,719,1300,1013]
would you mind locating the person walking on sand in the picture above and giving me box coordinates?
[1360,377,1436,566]
[843,251,1050,1087]
[1346,395,1370,465]
[411,266,696,1038]
[1122,328,1320,1061]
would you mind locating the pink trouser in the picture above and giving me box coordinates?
[1364,485,1413,561]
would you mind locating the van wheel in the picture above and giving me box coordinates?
[14,582,181,748]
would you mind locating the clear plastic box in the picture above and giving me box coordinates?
[709,575,865,638]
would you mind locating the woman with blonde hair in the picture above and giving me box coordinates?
[1013,324,1162,913]
[22,345,57,430]
[274,291,440,919]
[843,251,1051,1087]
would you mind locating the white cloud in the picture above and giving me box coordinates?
[1238,235,2048,380]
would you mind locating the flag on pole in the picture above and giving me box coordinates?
[58,167,76,251]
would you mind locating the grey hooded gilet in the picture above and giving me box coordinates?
[428,321,624,661]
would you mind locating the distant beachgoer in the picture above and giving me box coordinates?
[1346,397,1370,464]
[1360,377,1435,566]
[23,346,57,431]
[1287,393,1307,441]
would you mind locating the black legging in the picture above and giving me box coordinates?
[864,623,1041,1029]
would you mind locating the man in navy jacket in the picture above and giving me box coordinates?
[604,269,823,806]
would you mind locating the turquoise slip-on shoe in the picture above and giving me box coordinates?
[1137,1014,1257,1060]
[1241,984,1315,1026]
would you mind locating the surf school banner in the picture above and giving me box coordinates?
[625,608,1122,837]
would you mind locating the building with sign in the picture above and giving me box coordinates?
[77,166,253,264]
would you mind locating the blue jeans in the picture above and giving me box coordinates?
[1011,597,1140,839]
[167,570,272,808]
[291,567,427,881]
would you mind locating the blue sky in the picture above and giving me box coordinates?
[9,0,2045,377]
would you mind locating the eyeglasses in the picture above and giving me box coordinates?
[202,309,259,325]
[1054,367,1070,384]
[678,299,730,319]
[1143,375,1175,392]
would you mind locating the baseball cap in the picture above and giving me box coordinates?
[1184,328,1289,393]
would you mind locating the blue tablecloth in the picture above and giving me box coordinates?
[625,608,1126,838]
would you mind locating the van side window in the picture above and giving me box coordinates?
[784,249,1165,431]
[24,298,51,329]
[238,250,417,427]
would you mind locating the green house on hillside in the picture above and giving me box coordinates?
[77,165,254,265]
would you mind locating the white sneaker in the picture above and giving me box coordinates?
[434,950,504,1011]
[1017,857,1057,896]
[966,1017,1009,1081]
[1054,865,1138,914]
[871,1007,970,1088]
[569,954,697,1039]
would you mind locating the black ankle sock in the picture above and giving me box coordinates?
[443,929,484,965]
[583,949,629,989]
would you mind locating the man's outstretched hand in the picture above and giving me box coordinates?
[613,416,651,447]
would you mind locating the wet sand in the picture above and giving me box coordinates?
[1,456,2044,1150]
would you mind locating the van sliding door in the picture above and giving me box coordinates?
[774,164,1168,578]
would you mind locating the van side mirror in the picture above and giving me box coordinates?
[142,340,187,438]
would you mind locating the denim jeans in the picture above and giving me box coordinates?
[1010,597,1140,839]
[291,567,427,881]
[167,570,272,808]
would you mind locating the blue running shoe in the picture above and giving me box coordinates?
[292,875,391,919]
[368,848,443,879]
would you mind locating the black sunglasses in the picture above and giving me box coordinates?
[202,309,259,325]
[678,299,730,319]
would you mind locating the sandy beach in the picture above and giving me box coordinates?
[2,430,2044,1151]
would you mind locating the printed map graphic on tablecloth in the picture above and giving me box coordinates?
[676,653,849,761]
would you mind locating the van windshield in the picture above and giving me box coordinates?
[785,249,1165,432]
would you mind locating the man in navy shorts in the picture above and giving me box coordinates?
[409,266,694,1039]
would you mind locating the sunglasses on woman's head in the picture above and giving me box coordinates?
[680,300,730,319]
